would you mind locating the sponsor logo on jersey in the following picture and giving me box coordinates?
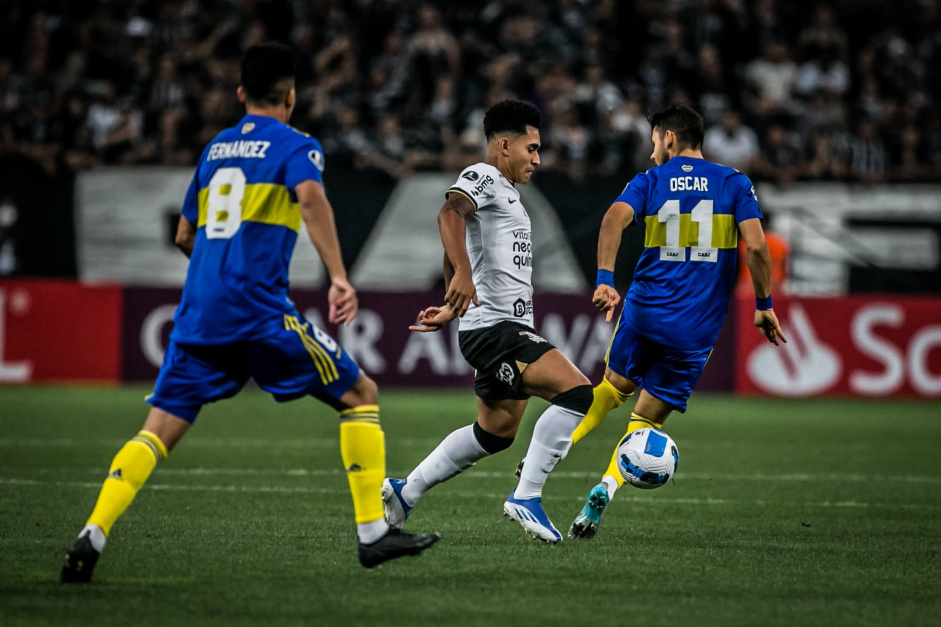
[462,170,480,181]
[309,149,324,170]
[470,174,495,197]
[496,362,515,385]
[206,140,271,161]
[512,298,533,318]
[508,198,517,204]
[681,164,693,172]
[241,122,255,134]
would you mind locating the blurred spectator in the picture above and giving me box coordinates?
[750,124,802,185]
[704,111,759,171]
[848,119,887,186]
[0,197,19,275]
[0,0,936,183]
[744,40,797,117]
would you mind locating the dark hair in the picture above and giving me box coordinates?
[483,100,541,140]
[241,43,296,105]
[648,103,704,150]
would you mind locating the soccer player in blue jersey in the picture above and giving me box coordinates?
[561,103,787,539]
[61,43,438,582]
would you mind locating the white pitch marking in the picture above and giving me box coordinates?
[18,466,941,485]
[1,478,939,511]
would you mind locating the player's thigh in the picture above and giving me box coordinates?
[148,341,250,425]
[521,348,590,401]
[639,345,712,417]
[250,313,362,410]
[476,396,528,439]
[458,321,551,404]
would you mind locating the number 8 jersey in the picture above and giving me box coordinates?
[616,156,762,350]
[172,114,325,345]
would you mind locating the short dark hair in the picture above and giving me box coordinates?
[648,103,704,150]
[483,100,541,140]
[241,43,296,105]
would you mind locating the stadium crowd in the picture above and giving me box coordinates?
[1,0,939,184]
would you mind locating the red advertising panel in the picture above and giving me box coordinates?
[121,288,736,391]
[736,295,941,397]
[0,280,123,383]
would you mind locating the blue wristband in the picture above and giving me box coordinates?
[756,295,773,310]
[596,269,614,288]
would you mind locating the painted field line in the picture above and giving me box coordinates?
[1,477,939,511]
[17,466,941,485]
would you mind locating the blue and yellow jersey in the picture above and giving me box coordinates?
[615,156,762,350]
[171,114,325,345]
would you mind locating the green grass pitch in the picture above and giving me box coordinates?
[1,386,939,626]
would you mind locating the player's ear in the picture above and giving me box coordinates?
[501,137,511,155]
[664,129,675,153]
[237,86,246,104]
[286,88,296,109]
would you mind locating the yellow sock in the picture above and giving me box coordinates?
[602,413,664,489]
[339,405,385,524]
[571,378,631,445]
[87,431,167,535]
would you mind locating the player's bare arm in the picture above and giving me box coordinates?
[296,179,358,325]
[174,215,196,258]
[740,218,787,346]
[438,191,478,317]
[408,254,461,332]
[593,201,635,322]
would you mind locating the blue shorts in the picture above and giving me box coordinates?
[606,315,711,413]
[147,312,360,423]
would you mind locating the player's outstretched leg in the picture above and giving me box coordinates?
[383,399,520,528]
[570,376,632,445]
[505,390,592,543]
[568,412,663,540]
[337,376,440,567]
[505,350,594,543]
[62,410,182,583]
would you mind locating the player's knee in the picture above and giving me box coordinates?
[349,373,379,407]
[550,384,594,415]
[473,421,514,454]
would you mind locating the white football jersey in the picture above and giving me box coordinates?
[446,163,534,331]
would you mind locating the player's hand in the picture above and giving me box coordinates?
[328,277,358,326]
[408,305,458,332]
[754,309,787,346]
[445,270,478,317]
[592,285,621,322]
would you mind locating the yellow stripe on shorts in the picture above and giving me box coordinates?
[284,316,339,384]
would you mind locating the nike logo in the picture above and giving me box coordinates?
[508,198,517,204]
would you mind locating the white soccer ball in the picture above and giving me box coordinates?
[616,428,678,490]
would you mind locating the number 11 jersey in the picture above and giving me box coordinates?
[615,156,762,350]
[172,114,325,345]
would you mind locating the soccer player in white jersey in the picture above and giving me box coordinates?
[380,100,593,543]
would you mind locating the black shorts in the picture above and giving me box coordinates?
[458,321,557,401]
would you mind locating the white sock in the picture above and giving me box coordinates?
[357,518,390,544]
[514,405,583,500]
[602,475,619,501]
[79,523,106,553]
[401,424,488,506]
